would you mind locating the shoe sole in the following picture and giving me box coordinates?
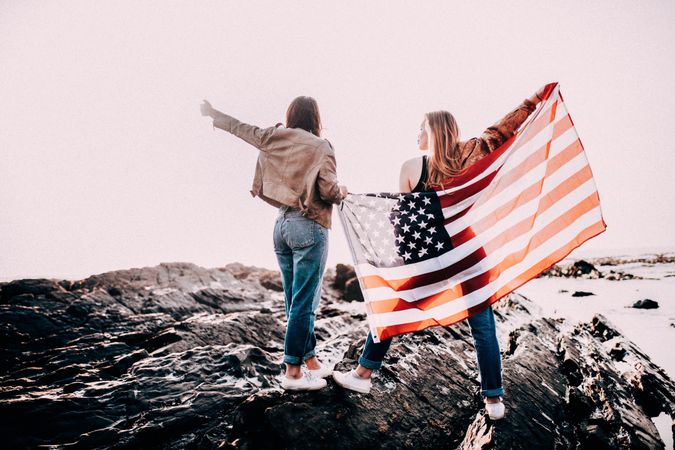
[281,382,327,391]
[332,372,371,394]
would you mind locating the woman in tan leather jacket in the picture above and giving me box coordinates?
[201,96,347,391]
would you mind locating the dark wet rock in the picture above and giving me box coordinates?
[343,277,364,302]
[541,260,604,279]
[1,263,673,449]
[571,260,600,276]
[542,260,642,281]
[605,270,639,281]
[631,299,659,309]
[1,278,68,303]
[572,290,595,297]
[333,263,356,290]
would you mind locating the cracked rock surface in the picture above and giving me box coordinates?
[1,262,673,449]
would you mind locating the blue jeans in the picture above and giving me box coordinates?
[358,306,504,397]
[273,206,329,365]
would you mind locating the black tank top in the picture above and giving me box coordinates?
[412,155,429,192]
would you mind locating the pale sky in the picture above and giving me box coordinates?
[1,1,674,281]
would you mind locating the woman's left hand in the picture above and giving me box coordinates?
[200,100,215,117]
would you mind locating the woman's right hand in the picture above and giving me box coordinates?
[530,86,548,104]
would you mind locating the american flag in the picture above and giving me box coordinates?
[338,83,606,342]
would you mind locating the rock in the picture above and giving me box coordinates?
[343,277,364,301]
[605,270,639,281]
[258,271,283,292]
[0,263,673,449]
[572,291,595,297]
[333,264,356,290]
[631,299,659,309]
[540,260,604,279]
[570,260,597,275]
[106,286,122,297]
[0,278,67,303]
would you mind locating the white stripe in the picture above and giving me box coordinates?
[362,177,598,302]
[369,207,603,328]
[356,134,589,280]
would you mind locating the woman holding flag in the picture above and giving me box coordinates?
[333,86,548,420]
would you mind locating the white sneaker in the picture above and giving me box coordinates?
[332,369,372,394]
[281,372,327,391]
[485,398,505,420]
[307,364,334,379]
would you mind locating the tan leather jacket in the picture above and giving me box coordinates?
[212,111,342,229]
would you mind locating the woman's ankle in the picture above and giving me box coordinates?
[355,365,373,379]
[304,356,321,370]
[285,363,302,379]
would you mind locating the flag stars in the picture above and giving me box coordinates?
[435,241,444,251]
[412,231,421,240]
[418,247,428,257]
[422,197,431,205]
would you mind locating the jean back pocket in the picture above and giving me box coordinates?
[285,218,316,249]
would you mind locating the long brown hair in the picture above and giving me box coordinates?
[285,96,322,137]
[425,111,462,189]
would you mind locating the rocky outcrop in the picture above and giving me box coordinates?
[631,299,659,309]
[541,260,639,281]
[1,262,673,449]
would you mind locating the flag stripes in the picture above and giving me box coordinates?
[338,83,606,342]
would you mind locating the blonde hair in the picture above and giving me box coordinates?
[425,111,462,189]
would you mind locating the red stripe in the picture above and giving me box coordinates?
[438,170,498,208]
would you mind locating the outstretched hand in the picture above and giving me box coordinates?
[530,85,551,104]
[339,185,348,200]
[200,100,215,117]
